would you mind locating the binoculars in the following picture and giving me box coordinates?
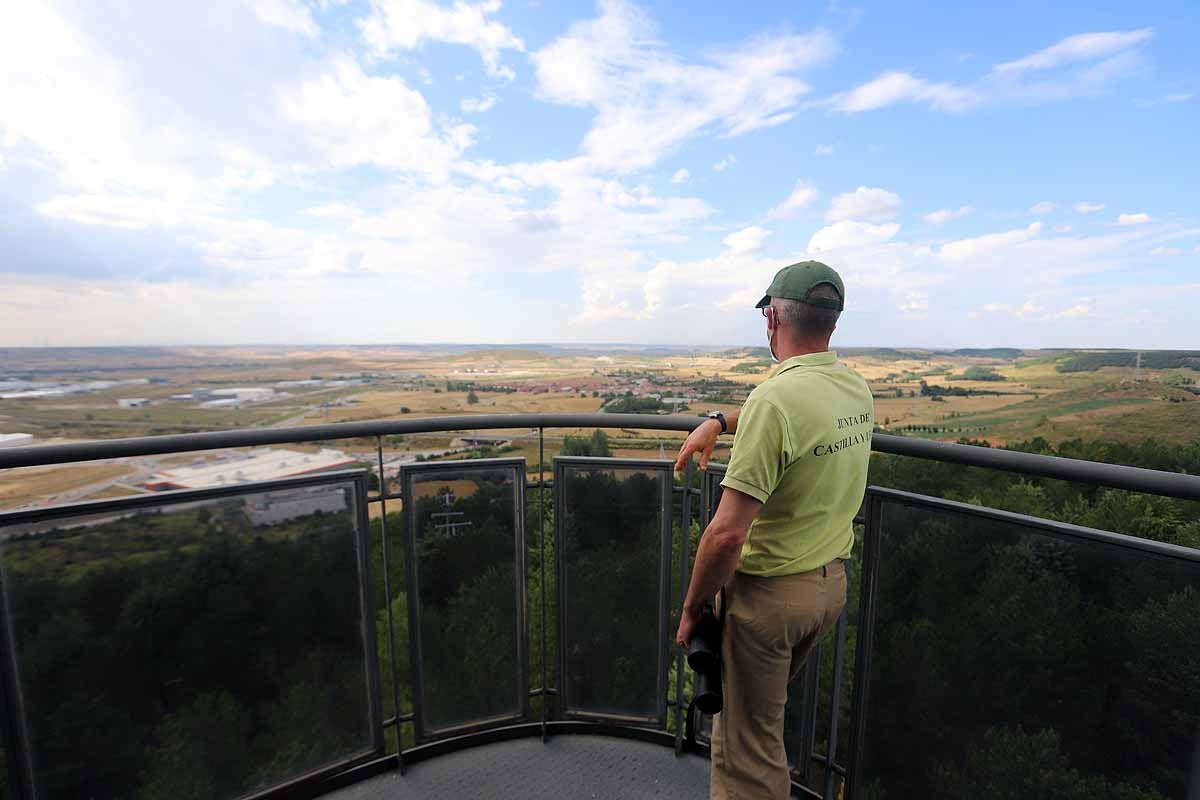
[686,602,723,715]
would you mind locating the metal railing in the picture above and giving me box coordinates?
[1,413,1198,800]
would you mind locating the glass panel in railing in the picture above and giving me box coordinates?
[402,459,526,738]
[856,491,1200,800]
[0,473,380,800]
[556,457,671,722]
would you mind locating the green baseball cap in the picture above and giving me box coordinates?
[755,260,845,311]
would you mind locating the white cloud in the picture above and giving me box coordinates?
[531,0,836,172]
[282,58,474,179]
[924,206,973,225]
[814,144,834,156]
[807,220,900,252]
[898,290,928,318]
[723,225,771,253]
[994,29,1153,74]
[833,71,979,112]
[830,29,1153,114]
[1149,247,1183,256]
[713,155,737,172]
[36,193,210,230]
[0,4,191,195]
[826,186,901,222]
[1165,93,1193,103]
[1117,212,1150,225]
[248,0,319,39]
[939,222,1043,262]
[1074,201,1105,214]
[359,0,525,80]
[460,94,497,113]
[1049,302,1097,320]
[300,203,362,218]
[767,180,818,220]
[1055,224,1073,233]
[670,168,690,185]
[1029,200,1056,215]
[970,300,1045,319]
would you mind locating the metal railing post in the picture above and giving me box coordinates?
[375,436,405,774]
[539,427,548,743]
[846,491,884,799]
[824,609,848,799]
[674,458,693,755]
[797,643,821,786]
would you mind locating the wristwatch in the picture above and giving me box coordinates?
[706,411,727,434]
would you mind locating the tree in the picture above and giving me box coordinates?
[561,430,612,457]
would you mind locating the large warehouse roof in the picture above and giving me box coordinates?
[141,448,359,491]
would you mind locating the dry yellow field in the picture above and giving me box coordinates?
[1,463,133,508]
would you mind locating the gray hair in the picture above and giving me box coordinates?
[773,283,841,338]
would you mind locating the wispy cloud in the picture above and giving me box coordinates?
[939,222,1043,262]
[831,71,978,112]
[1117,212,1151,225]
[829,28,1153,114]
[924,206,972,225]
[807,220,900,252]
[670,168,690,185]
[360,0,526,80]
[814,143,834,156]
[722,225,770,253]
[460,94,497,113]
[826,186,900,222]
[712,155,737,172]
[531,0,836,172]
[767,180,818,220]
[1074,201,1105,214]
[1029,200,1056,215]
[993,29,1153,74]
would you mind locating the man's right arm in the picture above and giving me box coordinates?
[673,409,740,471]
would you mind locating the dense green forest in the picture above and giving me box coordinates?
[855,437,1200,799]
[407,470,522,733]
[601,392,669,414]
[2,435,1197,799]
[1056,350,1200,372]
[558,467,665,717]
[1,495,373,800]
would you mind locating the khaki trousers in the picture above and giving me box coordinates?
[710,561,847,799]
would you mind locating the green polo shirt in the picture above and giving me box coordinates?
[720,351,873,576]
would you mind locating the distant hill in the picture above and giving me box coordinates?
[950,348,1024,359]
[840,348,929,360]
[1057,351,1200,373]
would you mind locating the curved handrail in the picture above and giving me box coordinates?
[1,413,1197,500]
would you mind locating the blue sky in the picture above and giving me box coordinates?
[1,0,1197,348]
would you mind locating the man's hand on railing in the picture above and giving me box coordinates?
[674,418,721,471]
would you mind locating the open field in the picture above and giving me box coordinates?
[1,345,1196,509]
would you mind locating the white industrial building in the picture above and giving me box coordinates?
[211,387,276,403]
[141,448,359,491]
[0,433,34,448]
[198,398,241,409]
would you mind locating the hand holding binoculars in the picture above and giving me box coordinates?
[686,602,723,715]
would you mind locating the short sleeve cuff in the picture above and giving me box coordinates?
[720,474,771,503]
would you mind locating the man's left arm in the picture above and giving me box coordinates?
[675,487,762,648]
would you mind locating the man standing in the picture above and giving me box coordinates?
[674,261,873,799]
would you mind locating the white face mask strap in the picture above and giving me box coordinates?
[767,308,780,363]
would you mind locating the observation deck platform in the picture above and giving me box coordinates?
[325,735,710,799]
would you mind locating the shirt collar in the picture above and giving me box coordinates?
[769,350,838,377]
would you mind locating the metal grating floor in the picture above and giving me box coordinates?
[323,735,711,799]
